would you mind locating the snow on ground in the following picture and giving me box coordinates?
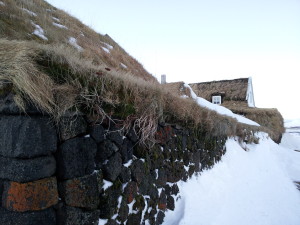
[101,47,110,54]
[68,37,83,51]
[52,22,68,29]
[31,22,48,40]
[22,8,37,17]
[120,63,127,69]
[0,1,5,6]
[184,83,260,126]
[164,132,300,225]
[285,119,300,128]
[52,16,60,22]
[101,41,113,50]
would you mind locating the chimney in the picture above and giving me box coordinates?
[161,74,166,84]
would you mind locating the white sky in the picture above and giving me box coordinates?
[46,0,300,119]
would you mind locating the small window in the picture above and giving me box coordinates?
[212,96,221,105]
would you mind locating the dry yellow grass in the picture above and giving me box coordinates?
[0,38,268,145]
[0,0,156,82]
[222,101,285,143]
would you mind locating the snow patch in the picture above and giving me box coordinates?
[102,179,113,191]
[68,37,83,51]
[184,83,260,126]
[52,16,60,22]
[53,22,67,29]
[98,219,108,225]
[120,63,127,69]
[22,8,37,16]
[0,1,5,6]
[285,118,300,128]
[31,22,48,40]
[101,47,110,54]
[128,199,136,214]
[101,41,113,49]
[123,159,133,168]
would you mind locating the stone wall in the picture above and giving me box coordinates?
[0,95,226,225]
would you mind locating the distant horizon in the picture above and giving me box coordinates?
[46,0,300,119]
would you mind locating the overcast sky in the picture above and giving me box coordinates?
[46,0,300,119]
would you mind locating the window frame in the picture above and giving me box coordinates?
[212,95,221,105]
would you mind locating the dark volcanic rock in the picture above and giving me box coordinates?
[118,198,129,222]
[103,152,122,182]
[106,129,124,147]
[58,173,100,210]
[131,160,146,184]
[0,115,57,158]
[119,166,131,183]
[57,204,100,225]
[156,211,165,225]
[0,155,56,182]
[89,124,105,143]
[124,181,138,204]
[0,207,56,225]
[57,137,97,180]
[120,139,133,163]
[126,128,139,143]
[127,211,142,225]
[96,140,119,165]
[58,115,87,141]
[167,195,175,211]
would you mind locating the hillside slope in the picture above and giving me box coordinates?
[0,0,156,82]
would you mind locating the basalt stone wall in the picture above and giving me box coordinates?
[0,94,227,225]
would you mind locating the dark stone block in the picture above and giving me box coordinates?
[127,211,142,225]
[96,140,119,166]
[119,166,131,183]
[155,125,174,145]
[149,146,164,170]
[149,208,157,225]
[133,144,149,158]
[2,177,58,212]
[58,173,100,210]
[158,190,167,210]
[164,184,172,196]
[183,151,190,166]
[58,115,87,141]
[131,160,146,184]
[166,162,185,183]
[57,204,100,225]
[106,129,123,147]
[0,206,56,225]
[120,139,133,163]
[124,181,138,204]
[167,195,175,211]
[89,124,105,143]
[0,155,56,182]
[156,211,165,225]
[103,152,122,182]
[0,179,3,203]
[118,198,129,222]
[126,128,139,143]
[155,168,167,188]
[0,115,57,158]
[57,137,97,180]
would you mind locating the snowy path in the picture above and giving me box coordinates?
[164,128,300,225]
